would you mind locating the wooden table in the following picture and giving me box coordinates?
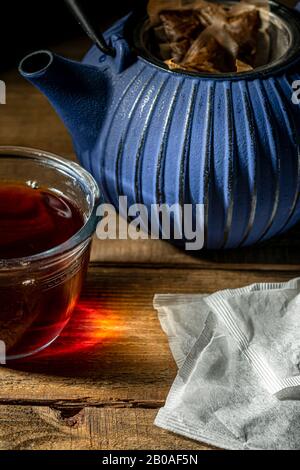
[0,35,299,451]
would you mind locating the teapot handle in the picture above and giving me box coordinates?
[64,0,116,57]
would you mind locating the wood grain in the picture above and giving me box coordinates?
[90,221,300,269]
[0,5,299,449]
[0,405,215,450]
[0,266,296,405]
[0,265,296,450]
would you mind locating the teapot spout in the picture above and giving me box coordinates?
[19,50,110,153]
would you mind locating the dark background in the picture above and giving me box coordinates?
[0,0,138,71]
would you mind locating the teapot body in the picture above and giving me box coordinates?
[19,4,300,250]
[79,11,300,249]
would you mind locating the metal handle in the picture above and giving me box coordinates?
[64,0,116,56]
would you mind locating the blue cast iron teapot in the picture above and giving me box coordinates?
[19,0,300,249]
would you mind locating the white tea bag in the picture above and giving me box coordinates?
[154,279,300,450]
[205,279,300,399]
[153,294,210,368]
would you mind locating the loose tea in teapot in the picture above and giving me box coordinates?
[147,0,270,73]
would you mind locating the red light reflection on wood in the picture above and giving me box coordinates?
[35,300,123,358]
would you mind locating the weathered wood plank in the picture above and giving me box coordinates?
[0,3,298,450]
[90,222,300,269]
[0,405,212,450]
[0,266,296,404]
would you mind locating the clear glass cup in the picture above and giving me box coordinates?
[0,146,100,361]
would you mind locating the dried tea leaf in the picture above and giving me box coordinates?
[159,42,173,60]
[148,0,185,25]
[196,2,228,28]
[165,57,220,73]
[153,24,168,43]
[236,58,253,72]
[226,4,260,60]
[159,10,203,60]
[206,22,239,58]
[159,40,190,61]
[160,10,203,42]
[180,28,236,73]
[148,0,271,74]
[148,0,220,25]
[169,39,191,61]
[242,0,269,11]
[165,58,185,70]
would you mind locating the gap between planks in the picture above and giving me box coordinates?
[0,398,164,410]
[89,260,300,272]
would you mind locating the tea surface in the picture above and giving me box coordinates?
[0,182,84,259]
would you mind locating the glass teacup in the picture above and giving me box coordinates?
[0,146,100,361]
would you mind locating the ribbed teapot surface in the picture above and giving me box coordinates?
[20,1,300,249]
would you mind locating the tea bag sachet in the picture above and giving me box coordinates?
[154,278,300,449]
[148,0,209,25]
[147,0,270,73]
[205,279,300,399]
[153,294,211,368]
